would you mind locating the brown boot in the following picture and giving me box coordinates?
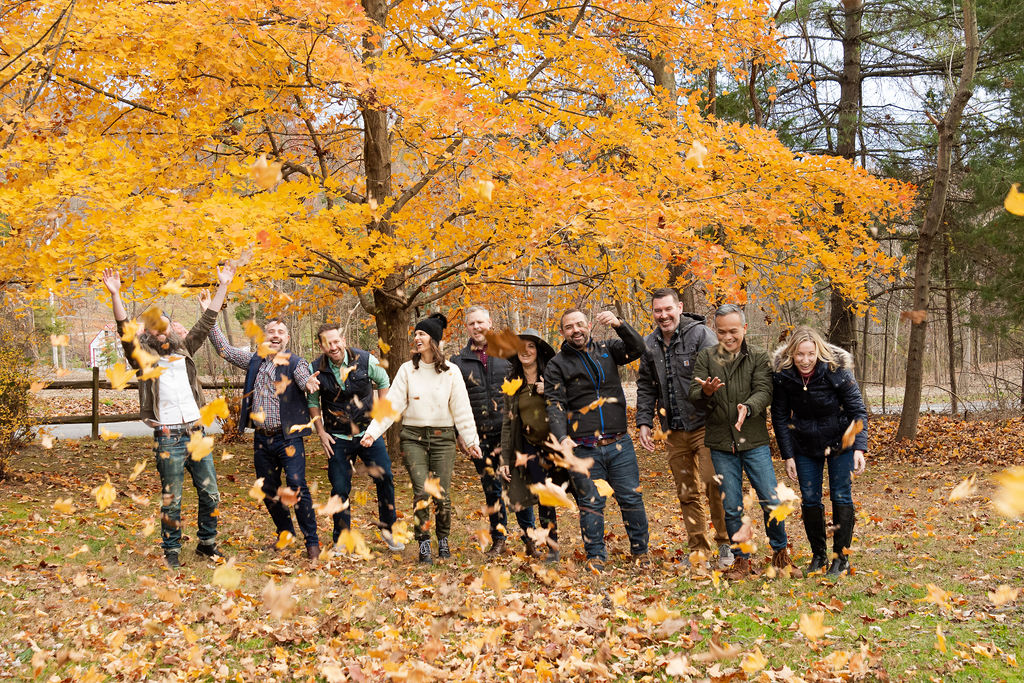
[771,548,803,578]
[724,556,753,580]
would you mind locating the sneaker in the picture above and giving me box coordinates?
[544,549,560,564]
[164,552,181,569]
[418,539,433,564]
[196,543,224,560]
[717,543,735,569]
[585,557,605,573]
[633,553,653,569]
[382,533,406,552]
[485,536,506,557]
[437,537,450,559]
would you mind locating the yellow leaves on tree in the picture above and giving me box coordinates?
[251,154,283,190]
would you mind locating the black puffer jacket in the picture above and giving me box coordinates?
[544,322,645,442]
[771,344,869,460]
[636,314,717,432]
[450,342,511,435]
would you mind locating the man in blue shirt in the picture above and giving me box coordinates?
[306,323,403,553]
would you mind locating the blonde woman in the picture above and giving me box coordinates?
[771,327,868,577]
[361,313,481,565]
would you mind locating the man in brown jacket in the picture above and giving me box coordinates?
[101,264,237,569]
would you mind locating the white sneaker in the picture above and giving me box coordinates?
[718,543,735,569]
[382,532,405,552]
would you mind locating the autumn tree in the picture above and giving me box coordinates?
[1,0,910,372]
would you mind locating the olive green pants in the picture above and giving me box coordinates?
[400,426,456,541]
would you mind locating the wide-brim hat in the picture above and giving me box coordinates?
[517,328,555,364]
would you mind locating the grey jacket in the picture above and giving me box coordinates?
[635,314,717,432]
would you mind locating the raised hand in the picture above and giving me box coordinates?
[101,268,121,294]
[696,376,725,396]
[217,262,237,287]
[594,310,621,328]
[198,288,211,310]
[306,371,321,394]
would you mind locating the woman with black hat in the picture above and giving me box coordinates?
[497,329,568,563]
[361,313,481,564]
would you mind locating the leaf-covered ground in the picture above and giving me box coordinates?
[1,415,1022,681]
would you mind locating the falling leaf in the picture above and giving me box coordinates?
[221,450,234,461]
[140,306,168,334]
[644,603,681,624]
[665,656,693,677]
[105,363,137,391]
[248,477,266,500]
[272,351,292,366]
[528,479,576,510]
[251,153,283,190]
[920,583,952,610]
[262,579,296,619]
[935,623,947,653]
[274,375,292,395]
[211,559,242,590]
[278,486,299,507]
[159,278,188,296]
[29,380,49,392]
[501,377,523,396]
[199,397,230,427]
[769,500,797,524]
[1005,183,1024,216]
[593,479,614,498]
[52,497,75,514]
[249,409,266,425]
[988,584,1018,607]
[315,495,348,516]
[424,476,445,500]
[685,140,708,168]
[482,567,511,597]
[39,433,55,449]
[610,587,627,607]
[948,475,978,502]
[288,415,320,433]
[141,518,156,537]
[99,427,120,442]
[186,431,214,461]
[49,334,69,347]
[841,419,864,450]
[798,611,832,642]
[899,310,928,324]
[337,528,371,557]
[378,341,391,354]
[483,328,524,358]
[119,320,140,342]
[993,467,1024,518]
[275,530,296,549]
[67,544,90,559]
[243,319,265,344]
[741,647,768,674]
[129,461,146,481]
[92,477,116,511]
[731,516,753,543]
[579,397,614,415]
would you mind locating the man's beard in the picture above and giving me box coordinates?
[138,331,185,357]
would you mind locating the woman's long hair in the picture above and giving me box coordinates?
[412,337,448,373]
[507,354,546,383]
[776,326,839,372]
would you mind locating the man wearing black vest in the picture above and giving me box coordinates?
[208,317,320,560]
[305,323,403,553]
[450,306,535,556]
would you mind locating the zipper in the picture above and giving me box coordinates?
[571,344,606,434]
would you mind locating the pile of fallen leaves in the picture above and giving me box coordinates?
[870,414,1024,466]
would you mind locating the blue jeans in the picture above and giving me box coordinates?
[254,431,318,546]
[571,435,649,561]
[326,435,397,541]
[710,445,788,557]
[476,430,534,540]
[154,432,219,554]
[793,449,854,508]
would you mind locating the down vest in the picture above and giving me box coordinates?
[770,344,869,460]
[450,342,511,436]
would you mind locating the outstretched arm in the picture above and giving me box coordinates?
[101,269,129,322]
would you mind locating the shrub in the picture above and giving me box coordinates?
[0,334,33,480]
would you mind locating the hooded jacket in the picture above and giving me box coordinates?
[544,321,645,442]
[770,343,869,460]
[636,313,717,432]
[688,341,773,453]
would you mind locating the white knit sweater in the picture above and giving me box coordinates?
[363,360,480,447]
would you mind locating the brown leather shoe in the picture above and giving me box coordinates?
[306,544,321,561]
[485,536,506,557]
[771,548,803,578]
[723,556,753,580]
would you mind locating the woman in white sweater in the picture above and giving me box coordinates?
[361,313,480,564]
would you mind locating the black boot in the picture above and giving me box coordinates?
[802,505,828,574]
[827,504,856,576]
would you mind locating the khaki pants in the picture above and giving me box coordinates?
[400,426,456,542]
[666,427,728,553]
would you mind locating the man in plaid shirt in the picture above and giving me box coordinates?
[208,318,320,560]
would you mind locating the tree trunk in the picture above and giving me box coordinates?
[943,234,958,414]
[827,0,863,357]
[897,0,979,440]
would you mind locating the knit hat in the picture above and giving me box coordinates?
[414,312,448,344]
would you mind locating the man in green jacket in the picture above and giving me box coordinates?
[689,304,799,580]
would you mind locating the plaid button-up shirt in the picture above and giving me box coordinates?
[209,325,311,431]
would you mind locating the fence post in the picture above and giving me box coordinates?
[91,366,100,440]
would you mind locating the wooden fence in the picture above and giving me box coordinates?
[38,367,243,438]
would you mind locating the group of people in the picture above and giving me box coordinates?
[102,268,868,581]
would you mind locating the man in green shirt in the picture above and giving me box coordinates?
[306,323,403,553]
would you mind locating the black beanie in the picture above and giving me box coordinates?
[414,312,448,344]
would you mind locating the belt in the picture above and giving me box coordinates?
[579,432,625,448]
[155,422,202,437]
[254,426,283,437]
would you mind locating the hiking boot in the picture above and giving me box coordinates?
[196,542,224,560]
[485,536,506,557]
[802,505,828,575]
[585,557,605,573]
[418,539,433,564]
[164,552,181,570]
[771,547,803,578]
[717,543,735,569]
[723,556,754,581]
[633,553,653,569]
[437,537,451,559]
[306,544,321,561]
[524,536,538,558]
